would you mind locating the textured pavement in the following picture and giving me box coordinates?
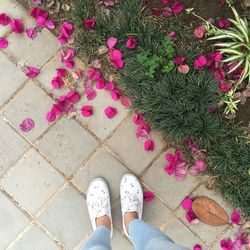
[0,1,233,249]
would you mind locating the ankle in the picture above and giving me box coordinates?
[124,212,138,234]
[96,215,111,231]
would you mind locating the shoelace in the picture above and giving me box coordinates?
[121,193,141,213]
[90,197,110,218]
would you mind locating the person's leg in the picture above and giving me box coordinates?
[129,219,189,250]
[81,226,111,250]
[81,178,113,250]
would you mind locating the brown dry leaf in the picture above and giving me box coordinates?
[192,197,229,226]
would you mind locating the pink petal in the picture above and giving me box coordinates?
[105,82,115,91]
[220,238,234,250]
[194,26,206,39]
[173,57,185,65]
[87,68,101,80]
[96,77,106,89]
[46,111,56,122]
[194,55,207,69]
[46,20,56,30]
[26,66,40,78]
[81,105,93,117]
[30,7,48,19]
[230,210,241,225]
[178,64,189,74]
[162,0,170,4]
[85,88,97,101]
[143,191,155,202]
[10,19,24,33]
[57,34,67,45]
[66,90,80,103]
[214,68,226,82]
[151,8,160,16]
[0,13,11,26]
[84,18,96,30]
[0,38,8,49]
[65,59,74,69]
[175,167,187,181]
[111,88,121,100]
[162,7,173,17]
[144,139,154,152]
[103,0,116,6]
[56,68,67,77]
[33,0,43,4]
[189,164,200,176]
[193,244,203,250]
[36,16,47,28]
[195,159,206,172]
[126,36,137,49]
[112,58,124,69]
[107,37,117,49]
[165,153,174,162]
[208,52,222,62]
[26,28,37,39]
[164,163,176,175]
[52,104,63,116]
[218,18,230,29]
[19,118,35,132]
[167,31,177,41]
[132,114,144,125]
[63,49,75,60]
[108,49,122,60]
[104,106,117,119]
[172,0,184,14]
[121,96,132,107]
[181,197,193,210]
[185,210,197,223]
[136,124,151,139]
[51,76,64,89]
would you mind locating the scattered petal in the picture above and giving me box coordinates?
[162,7,173,17]
[111,88,121,100]
[46,19,56,30]
[104,106,117,119]
[96,77,106,89]
[66,90,80,103]
[46,111,56,122]
[36,16,47,28]
[189,164,200,176]
[85,88,97,101]
[151,7,160,16]
[0,13,11,26]
[195,159,206,172]
[25,66,40,78]
[132,114,144,125]
[65,59,74,69]
[162,0,170,4]
[194,26,206,39]
[0,38,8,48]
[19,118,35,132]
[107,37,117,49]
[172,0,184,14]
[193,244,202,250]
[181,197,193,210]
[10,18,24,33]
[185,210,198,223]
[105,82,115,91]
[56,68,67,77]
[175,167,187,181]
[26,28,37,39]
[194,55,207,69]
[173,57,185,65]
[136,124,151,139]
[143,191,155,202]
[218,18,230,29]
[84,18,96,30]
[230,210,241,225]
[167,31,177,41]
[126,36,137,49]
[144,139,154,151]
[178,64,189,74]
[81,105,93,117]
[51,76,64,89]
[121,96,132,107]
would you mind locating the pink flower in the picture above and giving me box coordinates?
[57,21,73,45]
[178,64,189,74]
[26,66,40,78]
[30,7,48,19]
[164,150,186,176]
[85,88,97,101]
[0,13,11,26]
[144,139,154,151]
[46,20,55,29]
[36,16,46,28]
[219,83,230,93]
[46,111,56,122]
[220,238,234,250]
[162,7,173,17]
[105,82,115,91]
[132,114,144,125]
[195,159,206,172]
[194,55,207,69]
[214,68,226,82]
[194,26,206,39]
[10,19,24,33]
[0,38,8,49]
[56,68,67,77]
[171,0,184,14]
[111,88,121,100]
[66,90,80,103]
[121,96,132,107]
[96,78,106,89]
[26,28,37,39]
[151,8,160,16]
[167,31,177,41]
[208,52,222,62]
[65,59,74,69]
[218,18,230,29]
[136,124,151,139]
[185,210,198,223]
[51,76,64,89]
[87,68,101,80]
[84,18,96,30]
[126,36,137,49]
[173,57,185,65]
[181,197,193,210]
[143,191,155,202]
[107,37,117,49]
[108,49,124,69]
[230,210,241,225]
[175,167,187,181]
[81,105,93,117]
[19,118,35,132]
[52,104,63,116]
[104,106,117,119]
[193,245,202,250]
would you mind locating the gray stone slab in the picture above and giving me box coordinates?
[142,150,199,210]
[38,118,99,176]
[39,185,91,249]
[0,52,26,105]
[11,224,59,250]
[106,116,165,175]
[0,119,29,176]
[72,147,128,203]
[1,81,54,142]
[1,149,64,214]
[0,192,29,249]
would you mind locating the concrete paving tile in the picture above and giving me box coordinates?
[0,0,26,36]
[162,217,205,249]
[142,151,200,210]
[72,147,128,203]
[0,52,26,105]
[0,119,29,176]
[1,149,64,214]
[38,117,99,176]
[0,192,29,249]
[11,224,59,250]
[75,88,130,141]
[106,116,165,175]
[1,81,54,142]
[39,185,91,249]
[4,22,60,67]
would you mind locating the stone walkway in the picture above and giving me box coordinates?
[0,1,234,249]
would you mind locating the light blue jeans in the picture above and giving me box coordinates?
[81,219,189,250]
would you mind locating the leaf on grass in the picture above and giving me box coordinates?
[192,197,229,226]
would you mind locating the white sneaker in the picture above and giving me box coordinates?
[86,178,113,238]
[120,173,143,239]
